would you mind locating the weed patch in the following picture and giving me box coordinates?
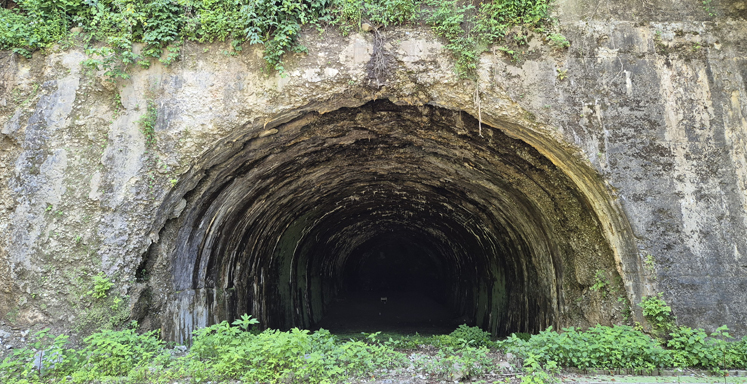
[501,323,747,373]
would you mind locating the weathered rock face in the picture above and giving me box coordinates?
[0,0,745,342]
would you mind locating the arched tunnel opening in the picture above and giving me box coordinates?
[145,99,632,342]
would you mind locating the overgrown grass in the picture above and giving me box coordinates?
[3,318,747,384]
[1,0,557,78]
[0,317,497,383]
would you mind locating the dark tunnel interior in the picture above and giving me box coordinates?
[151,99,626,342]
[318,235,457,333]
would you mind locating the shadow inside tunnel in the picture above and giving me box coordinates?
[314,290,460,334]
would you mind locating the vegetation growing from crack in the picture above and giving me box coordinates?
[87,272,113,299]
[3,300,747,384]
[73,271,130,333]
[138,100,158,148]
[0,0,562,78]
[590,269,610,297]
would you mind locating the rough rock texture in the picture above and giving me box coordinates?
[0,0,746,344]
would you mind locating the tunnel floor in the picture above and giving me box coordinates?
[314,291,458,334]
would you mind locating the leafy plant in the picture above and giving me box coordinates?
[71,322,165,382]
[139,100,158,147]
[449,323,492,347]
[512,332,533,341]
[644,254,656,278]
[88,272,113,299]
[334,0,420,32]
[503,325,670,370]
[1,329,75,382]
[618,295,633,322]
[590,269,609,297]
[4,316,747,383]
[639,293,675,334]
[189,315,406,383]
[521,354,559,384]
[667,325,745,370]
[547,33,569,49]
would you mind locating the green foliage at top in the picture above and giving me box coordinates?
[334,0,421,33]
[1,0,555,78]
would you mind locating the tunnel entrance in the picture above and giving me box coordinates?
[148,99,634,342]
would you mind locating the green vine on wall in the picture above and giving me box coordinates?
[138,100,157,147]
[1,0,559,79]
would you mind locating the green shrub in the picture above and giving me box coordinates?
[87,272,113,299]
[3,316,747,383]
[502,322,747,371]
[188,316,406,383]
[0,328,73,383]
[0,6,68,56]
[449,324,493,347]
[504,325,670,370]
[547,33,570,49]
[521,354,560,384]
[667,325,747,369]
[639,293,675,334]
[512,332,533,341]
[333,0,420,32]
[0,323,164,384]
[71,322,165,381]
[138,100,158,147]
[380,332,441,349]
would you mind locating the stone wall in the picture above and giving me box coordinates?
[0,0,745,341]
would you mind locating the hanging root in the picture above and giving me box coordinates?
[474,81,483,137]
[367,27,388,89]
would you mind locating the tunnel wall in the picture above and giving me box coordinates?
[0,0,746,341]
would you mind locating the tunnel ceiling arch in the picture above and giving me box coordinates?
[151,100,635,342]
